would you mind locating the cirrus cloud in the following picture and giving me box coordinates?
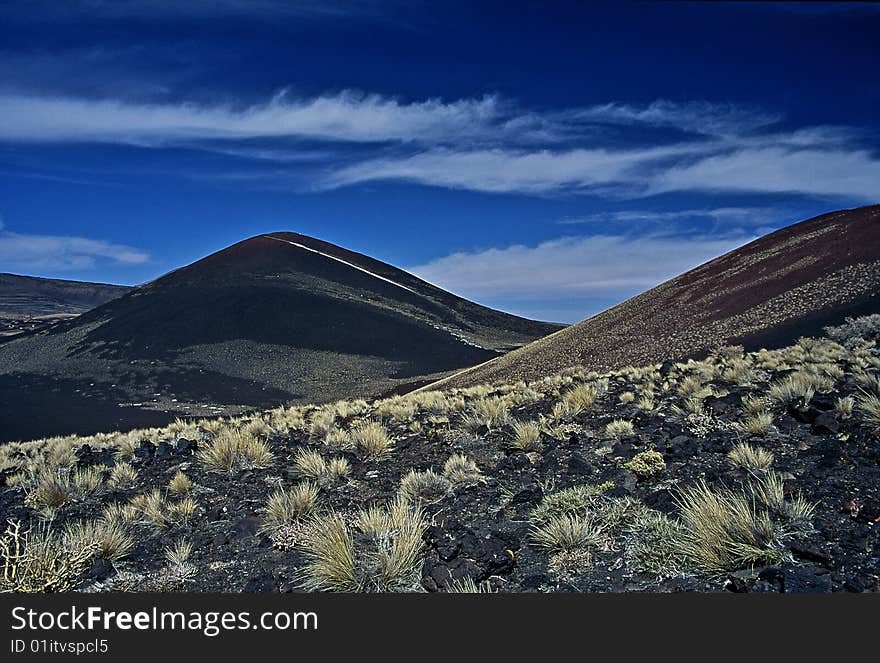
[408,231,756,323]
[0,228,149,272]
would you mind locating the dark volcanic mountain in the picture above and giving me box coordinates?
[430,204,880,390]
[0,273,130,336]
[0,232,560,442]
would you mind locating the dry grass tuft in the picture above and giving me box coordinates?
[298,496,426,592]
[442,454,482,485]
[351,421,394,460]
[198,428,274,473]
[399,469,451,504]
[605,419,635,438]
[167,470,192,495]
[727,442,774,471]
[264,482,320,530]
[510,420,542,451]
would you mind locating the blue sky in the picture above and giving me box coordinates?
[0,1,877,323]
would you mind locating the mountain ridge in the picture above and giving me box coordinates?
[426,204,880,391]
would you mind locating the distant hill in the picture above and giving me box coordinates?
[0,272,131,317]
[0,232,561,441]
[429,205,880,390]
[0,273,131,338]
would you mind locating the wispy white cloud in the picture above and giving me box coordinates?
[646,146,880,199]
[319,143,696,195]
[0,92,876,202]
[408,231,755,322]
[322,136,880,201]
[0,229,149,271]
[558,206,789,225]
[568,100,781,136]
[0,91,504,145]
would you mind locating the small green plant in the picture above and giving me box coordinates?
[623,450,665,478]
[530,514,603,553]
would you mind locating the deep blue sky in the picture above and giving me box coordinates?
[0,1,877,322]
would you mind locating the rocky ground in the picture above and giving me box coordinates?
[1,323,878,593]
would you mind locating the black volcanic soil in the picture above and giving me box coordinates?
[432,205,880,390]
[1,339,876,593]
[0,233,560,442]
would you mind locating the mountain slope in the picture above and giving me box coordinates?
[428,205,880,390]
[0,273,131,337]
[0,232,560,442]
[0,273,131,317]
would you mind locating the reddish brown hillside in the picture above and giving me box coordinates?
[430,205,880,389]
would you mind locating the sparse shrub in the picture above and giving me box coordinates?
[1,521,95,593]
[167,470,192,495]
[399,469,450,504]
[299,497,426,592]
[442,454,482,485]
[323,427,353,450]
[824,314,880,348]
[62,519,133,562]
[446,577,494,593]
[27,471,76,510]
[530,514,603,553]
[624,450,665,478]
[163,538,193,566]
[742,395,770,417]
[619,391,635,404]
[560,384,598,417]
[162,539,197,583]
[293,449,328,480]
[510,420,542,451]
[733,411,774,437]
[470,397,510,429]
[727,443,774,471]
[531,483,613,524]
[109,463,138,490]
[198,428,274,472]
[168,497,197,524]
[835,396,855,419]
[73,466,105,496]
[327,457,351,480]
[677,375,704,397]
[264,482,319,530]
[768,373,820,407]
[636,395,655,412]
[348,421,392,459]
[623,510,687,580]
[856,392,880,435]
[673,475,815,574]
[605,419,635,438]
[308,409,337,438]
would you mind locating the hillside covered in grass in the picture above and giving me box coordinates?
[2,315,879,593]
